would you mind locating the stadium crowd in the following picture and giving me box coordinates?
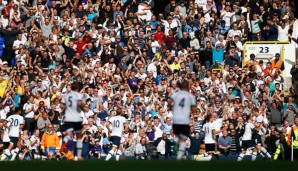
[0,0,297,161]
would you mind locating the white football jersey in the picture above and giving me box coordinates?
[254,115,264,123]
[7,114,24,137]
[170,90,196,125]
[61,91,83,122]
[23,103,38,119]
[203,122,215,144]
[242,122,255,141]
[2,127,10,142]
[0,106,10,120]
[109,115,127,137]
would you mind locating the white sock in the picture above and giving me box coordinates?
[259,151,265,158]
[260,147,271,158]
[115,150,122,161]
[10,148,19,161]
[5,149,11,156]
[1,149,11,161]
[179,142,186,153]
[34,154,41,159]
[237,153,245,161]
[173,137,179,144]
[0,154,7,161]
[247,148,253,155]
[177,142,186,160]
[76,140,83,158]
[105,149,115,161]
[252,152,258,161]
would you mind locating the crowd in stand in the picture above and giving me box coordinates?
[0,0,297,161]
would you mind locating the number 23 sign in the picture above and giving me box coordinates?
[259,47,269,53]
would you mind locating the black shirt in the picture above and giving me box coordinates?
[48,109,60,125]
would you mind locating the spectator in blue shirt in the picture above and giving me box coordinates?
[264,18,278,41]
[212,44,224,63]
[113,5,124,21]
[149,15,159,34]
[87,8,99,22]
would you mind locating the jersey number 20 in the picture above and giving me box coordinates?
[10,118,19,127]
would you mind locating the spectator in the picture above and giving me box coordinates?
[217,130,232,157]
[89,138,101,160]
[41,124,60,157]
[153,133,171,159]
[250,13,263,41]
[188,131,203,160]
[135,137,147,160]
[37,112,51,138]
[0,0,296,162]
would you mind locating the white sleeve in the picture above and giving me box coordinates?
[6,116,11,127]
[122,117,127,123]
[250,123,255,129]
[170,93,176,100]
[109,117,114,124]
[20,116,24,124]
[191,95,196,106]
[77,93,83,100]
[211,124,216,131]
[12,41,18,48]
[61,95,66,104]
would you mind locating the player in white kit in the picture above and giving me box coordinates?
[1,107,24,161]
[202,114,222,156]
[105,108,127,161]
[238,115,258,161]
[168,80,197,160]
[60,82,84,159]
[252,108,271,160]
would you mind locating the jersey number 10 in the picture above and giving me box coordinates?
[114,120,120,128]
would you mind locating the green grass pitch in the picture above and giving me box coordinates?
[1,160,298,171]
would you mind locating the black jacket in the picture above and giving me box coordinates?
[0,29,21,47]
[153,137,171,158]
[188,135,203,155]
[290,65,298,81]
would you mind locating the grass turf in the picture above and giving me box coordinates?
[1,160,298,171]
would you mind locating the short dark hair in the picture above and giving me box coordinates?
[180,80,189,89]
[71,82,80,91]
[116,108,122,115]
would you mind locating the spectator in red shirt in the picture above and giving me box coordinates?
[154,25,165,47]
[74,31,92,56]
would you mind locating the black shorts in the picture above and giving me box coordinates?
[63,122,83,132]
[205,143,216,153]
[9,137,19,148]
[242,140,255,150]
[24,118,36,132]
[172,124,190,138]
[110,136,121,147]
[3,142,10,149]
[253,133,262,146]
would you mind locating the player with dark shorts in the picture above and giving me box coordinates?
[60,82,84,159]
[168,80,197,160]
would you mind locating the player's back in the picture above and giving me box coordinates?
[63,91,83,122]
[242,122,255,141]
[171,90,196,125]
[203,122,215,144]
[109,115,126,137]
[7,114,24,137]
